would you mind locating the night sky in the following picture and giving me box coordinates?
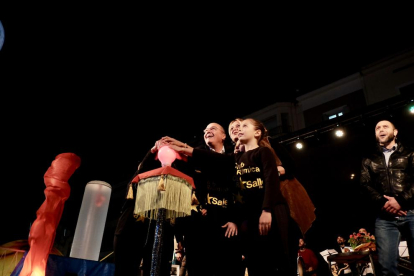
[1,5,413,264]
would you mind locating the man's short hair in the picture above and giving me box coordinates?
[376,118,397,130]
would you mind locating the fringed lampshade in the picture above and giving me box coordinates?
[132,165,195,221]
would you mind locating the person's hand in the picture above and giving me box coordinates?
[277,165,285,175]
[167,144,194,158]
[161,136,194,157]
[383,195,407,216]
[161,136,186,147]
[150,139,168,153]
[234,140,245,153]
[222,222,238,238]
[397,210,407,216]
[201,209,207,216]
[259,209,272,235]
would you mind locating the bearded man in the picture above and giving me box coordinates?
[360,119,414,276]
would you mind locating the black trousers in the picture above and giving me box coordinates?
[177,211,243,276]
[240,204,299,276]
[113,206,174,276]
[204,221,243,276]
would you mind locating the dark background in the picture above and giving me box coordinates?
[289,101,414,275]
[1,5,413,273]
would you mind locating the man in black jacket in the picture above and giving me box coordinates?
[360,119,414,276]
[161,123,243,276]
[180,122,242,276]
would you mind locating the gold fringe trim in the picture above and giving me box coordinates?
[126,183,134,200]
[158,175,166,191]
[191,192,199,205]
[190,192,200,212]
[135,215,145,222]
[134,174,193,220]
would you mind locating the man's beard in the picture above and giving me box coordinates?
[376,132,395,145]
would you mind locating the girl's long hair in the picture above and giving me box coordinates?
[244,118,282,166]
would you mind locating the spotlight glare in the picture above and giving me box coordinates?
[295,142,303,149]
[410,105,414,114]
[335,129,344,137]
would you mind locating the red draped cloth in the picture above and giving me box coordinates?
[20,153,80,276]
[280,177,316,237]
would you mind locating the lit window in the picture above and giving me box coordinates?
[329,115,337,120]
[338,112,343,116]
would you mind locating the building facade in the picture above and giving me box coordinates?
[244,48,414,143]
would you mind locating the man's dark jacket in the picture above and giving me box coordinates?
[360,141,414,212]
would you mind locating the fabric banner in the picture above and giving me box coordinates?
[11,252,114,276]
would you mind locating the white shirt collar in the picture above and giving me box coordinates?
[209,145,225,153]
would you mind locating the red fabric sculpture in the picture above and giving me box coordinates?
[19,153,81,276]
